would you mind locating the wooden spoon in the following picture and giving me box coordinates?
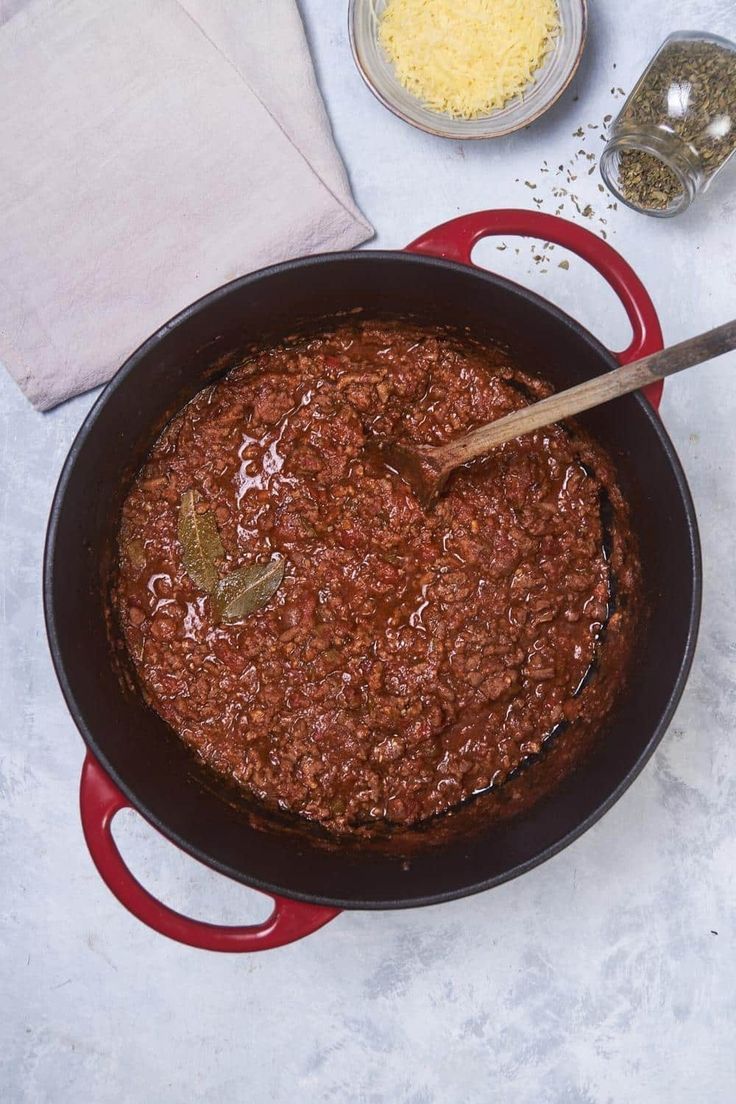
[376,319,736,506]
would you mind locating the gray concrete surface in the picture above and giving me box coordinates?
[1,1,735,1101]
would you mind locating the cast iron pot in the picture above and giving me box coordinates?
[44,211,701,951]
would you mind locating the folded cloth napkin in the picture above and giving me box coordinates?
[0,0,372,410]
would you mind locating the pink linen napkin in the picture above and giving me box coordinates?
[0,0,372,410]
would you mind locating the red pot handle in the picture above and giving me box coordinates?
[79,754,340,952]
[406,210,664,409]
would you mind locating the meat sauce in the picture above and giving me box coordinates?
[115,323,640,834]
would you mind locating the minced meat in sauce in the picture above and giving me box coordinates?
[115,323,639,834]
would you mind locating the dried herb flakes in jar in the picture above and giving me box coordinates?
[617,150,683,210]
[601,32,736,216]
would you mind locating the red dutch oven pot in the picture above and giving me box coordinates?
[44,211,701,951]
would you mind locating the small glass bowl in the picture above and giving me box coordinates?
[348,0,588,140]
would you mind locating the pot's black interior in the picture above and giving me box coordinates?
[44,253,700,908]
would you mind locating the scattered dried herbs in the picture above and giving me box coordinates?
[177,489,224,592]
[508,84,633,262]
[212,558,286,623]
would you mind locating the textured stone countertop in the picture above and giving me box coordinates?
[1,1,734,1101]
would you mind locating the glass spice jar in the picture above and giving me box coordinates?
[600,31,736,217]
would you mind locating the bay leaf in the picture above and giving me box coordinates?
[177,489,225,593]
[212,557,286,623]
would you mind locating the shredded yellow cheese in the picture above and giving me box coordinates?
[378,0,559,119]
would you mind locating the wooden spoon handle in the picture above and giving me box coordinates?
[436,319,736,469]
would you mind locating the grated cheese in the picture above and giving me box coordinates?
[378,0,560,119]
